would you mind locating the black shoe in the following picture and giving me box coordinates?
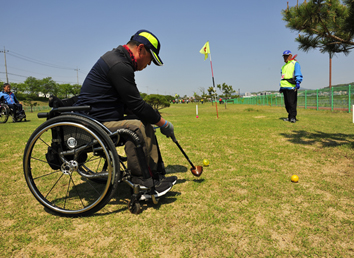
[290,118,296,123]
[283,118,290,122]
[153,178,173,196]
[131,176,173,200]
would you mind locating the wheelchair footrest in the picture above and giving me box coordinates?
[122,177,159,204]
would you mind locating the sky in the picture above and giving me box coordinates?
[1,0,353,97]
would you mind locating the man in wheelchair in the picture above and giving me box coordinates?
[74,30,177,198]
[0,83,26,122]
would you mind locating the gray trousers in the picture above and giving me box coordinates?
[103,119,162,177]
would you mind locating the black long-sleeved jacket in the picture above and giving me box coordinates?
[75,45,161,124]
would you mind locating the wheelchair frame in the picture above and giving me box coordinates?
[0,99,26,123]
[23,105,159,216]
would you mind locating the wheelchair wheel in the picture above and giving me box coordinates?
[128,200,142,214]
[0,104,9,123]
[23,115,120,216]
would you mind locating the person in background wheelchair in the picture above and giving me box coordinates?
[0,83,26,122]
[75,30,177,198]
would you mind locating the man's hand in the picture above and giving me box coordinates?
[296,83,300,90]
[160,120,176,142]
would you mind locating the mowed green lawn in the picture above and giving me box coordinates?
[1,103,354,257]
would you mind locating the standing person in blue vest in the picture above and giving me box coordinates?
[279,50,303,123]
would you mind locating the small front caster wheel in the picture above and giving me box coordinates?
[128,200,142,214]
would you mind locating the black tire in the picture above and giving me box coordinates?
[0,104,9,123]
[23,115,120,217]
[128,200,141,214]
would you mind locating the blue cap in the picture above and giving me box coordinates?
[131,30,163,66]
[283,50,292,55]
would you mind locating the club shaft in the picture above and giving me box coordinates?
[174,141,196,169]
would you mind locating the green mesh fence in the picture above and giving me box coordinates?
[230,85,353,112]
[23,106,51,112]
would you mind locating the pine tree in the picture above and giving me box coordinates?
[282,0,354,55]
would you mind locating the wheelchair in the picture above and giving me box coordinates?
[0,97,26,123]
[0,100,10,123]
[23,103,161,217]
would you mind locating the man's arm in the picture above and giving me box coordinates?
[294,62,303,84]
[108,62,161,124]
[108,62,175,139]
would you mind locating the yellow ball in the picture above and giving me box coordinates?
[203,159,210,167]
[291,175,299,183]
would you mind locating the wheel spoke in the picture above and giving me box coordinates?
[44,173,65,199]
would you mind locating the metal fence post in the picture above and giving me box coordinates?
[331,87,334,111]
[281,94,283,106]
[268,95,270,106]
[349,85,351,113]
[316,89,319,110]
[305,90,307,109]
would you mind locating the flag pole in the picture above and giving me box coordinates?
[200,41,219,118]
[208,46,219,118]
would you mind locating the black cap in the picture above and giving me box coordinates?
[131,29,163,66]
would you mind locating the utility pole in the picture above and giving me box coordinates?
[0,47,9,83]
[329,53,332,89]
[329,52,333,108]
[74,67,80,84]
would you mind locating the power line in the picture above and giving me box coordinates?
[7,66,77,78]
[0,47,82,84]
[7,51,76,70]
[0,72,78,84]
[0,71,28,78]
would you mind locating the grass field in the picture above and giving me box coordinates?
[1,103,354,257]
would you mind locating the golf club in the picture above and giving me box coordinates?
[172,136,203,177]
